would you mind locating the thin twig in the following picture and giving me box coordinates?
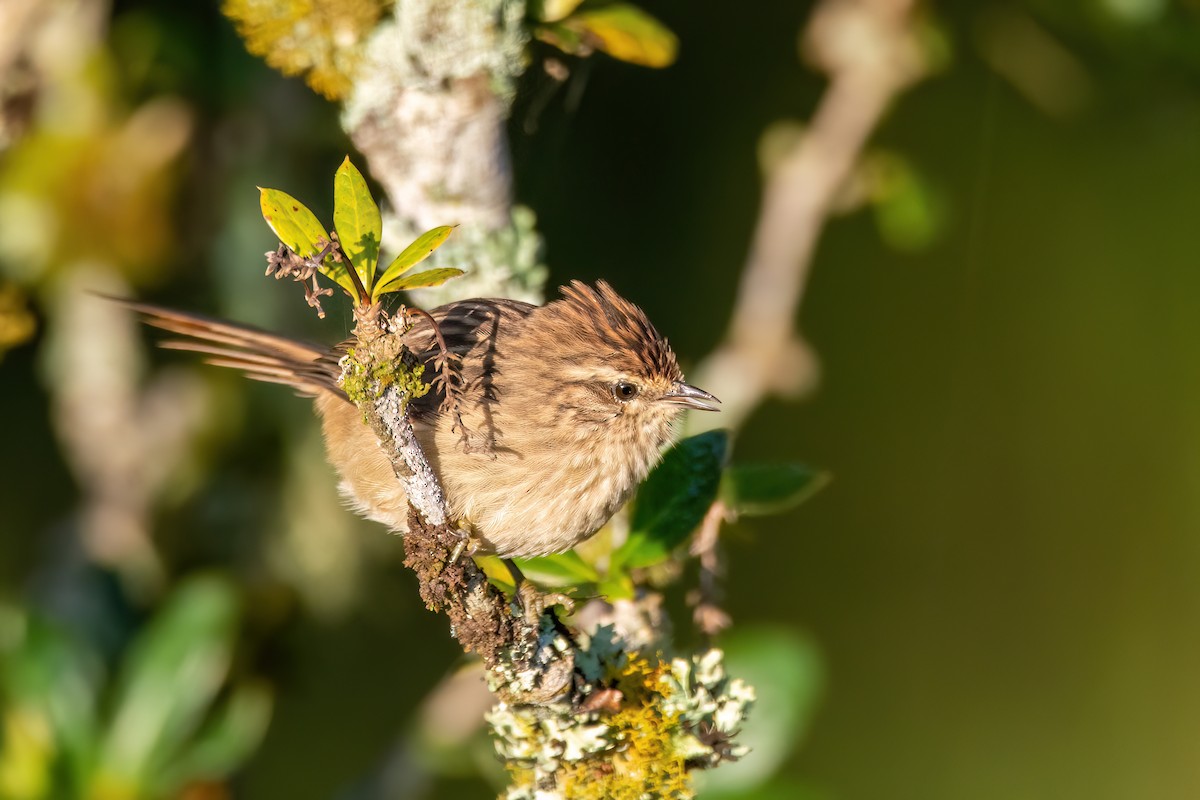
[691,0,926,432]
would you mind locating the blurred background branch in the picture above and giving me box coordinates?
[693,0,928,433]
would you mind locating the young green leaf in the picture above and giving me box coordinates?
[721,464,830,517]
[259,187,357,298]
[513,551,601,587]
[333,157,382,290]
[371,226,455,301]
[375,267,465,298]
[611,430,729,570]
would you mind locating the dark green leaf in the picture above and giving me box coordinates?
[721,464,829,517]
[611,430,729,570]
[333,156,382,290]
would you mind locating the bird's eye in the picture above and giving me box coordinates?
[612,381,639,402]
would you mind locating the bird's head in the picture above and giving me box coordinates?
[514,281,719,454]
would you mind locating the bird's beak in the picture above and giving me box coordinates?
[662,382,721,412]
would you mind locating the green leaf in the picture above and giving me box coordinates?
[371,226,455,301]
[375,267,465,298]
[258,187,357,299]
[569,5,679,68]
[99,576,239,786]
[513,551,601,587]
[698,626,825,794]
[596,570,635,601]
[333,156,382,291]
[157,682,272,795]
[0,606,101,787]
[612,430,729,570]
[474,555,517,595]
[720,464,829,517]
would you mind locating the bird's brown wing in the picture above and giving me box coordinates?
[117,297,536,408]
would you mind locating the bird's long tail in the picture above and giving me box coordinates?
[115,299,344,397]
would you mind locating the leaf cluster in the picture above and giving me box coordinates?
[258,157,464,312]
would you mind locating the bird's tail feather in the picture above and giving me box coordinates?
[114,298,344,397]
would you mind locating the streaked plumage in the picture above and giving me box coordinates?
[125,281,717,557]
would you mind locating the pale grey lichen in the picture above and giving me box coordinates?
[387,204,548,305]
[487,627,756,800]
[344,0,530,130]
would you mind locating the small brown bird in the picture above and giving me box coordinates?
[127,281,718,558]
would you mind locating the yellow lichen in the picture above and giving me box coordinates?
[502,654,695,800]
[221,0,389,100]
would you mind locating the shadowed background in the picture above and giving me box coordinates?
[3,1,1200,798]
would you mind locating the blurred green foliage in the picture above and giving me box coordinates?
[0,577,269,799]
[3,0,1200,799]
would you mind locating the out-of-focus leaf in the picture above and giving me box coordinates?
[611,430,729,570]
[596,570,635,601]
[157,682,272,795]
[99,576,238,787]
[721,464,829,517]
[374,267,465,298]
[698,626,825,794]
[258,187,356,297]
[699,776,833,800]
[333,156,382,290]
[570,5,679,68]
[372,226,454,300]
[866,152,946,253]
[0,607,101,790]
[513,551,601,587]
[0,285,36,358]
[535,0,586,23]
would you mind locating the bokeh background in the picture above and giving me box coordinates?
[3,0,1200,798]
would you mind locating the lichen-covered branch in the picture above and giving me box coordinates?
[344,0,547,304]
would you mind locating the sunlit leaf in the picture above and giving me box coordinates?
[596,570,635,601]
[99,576,238,786]
[371,226,454,300]
[570,5,679,68]
[535,0,586,23]
[258,187,357,298]
[374,267,465,298]
[513,551,601,587]
[333,156,382,290]
[611,430,729,570]
[475,555,517,595]
[721,464,829,518]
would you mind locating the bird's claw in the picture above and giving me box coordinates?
[516,582,575,626]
